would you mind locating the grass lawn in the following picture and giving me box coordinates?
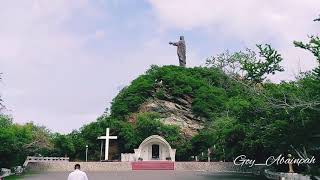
[3,172,38,180]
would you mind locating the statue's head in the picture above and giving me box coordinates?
[180,36,184,40]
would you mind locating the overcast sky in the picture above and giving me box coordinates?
[0,0,319,133]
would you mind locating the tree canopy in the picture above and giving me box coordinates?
[0,16,319,177]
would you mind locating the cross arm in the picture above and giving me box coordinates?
[98,136,107,140]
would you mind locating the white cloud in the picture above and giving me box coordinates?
[148,0,320,81]
[0,0,111,132]
[94,30,106,39]
[149,0,319,38]
[1,0,320,133]
[0,0,192,133]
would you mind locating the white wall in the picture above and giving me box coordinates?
[122,136,176,162]
[140,141,170,160]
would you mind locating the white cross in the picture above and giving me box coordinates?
[98,128,117,161]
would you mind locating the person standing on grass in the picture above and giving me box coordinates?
[68,164,88,180]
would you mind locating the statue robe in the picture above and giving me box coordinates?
[172,39,186,67]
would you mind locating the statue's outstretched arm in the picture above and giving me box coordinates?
[169,41,179,46]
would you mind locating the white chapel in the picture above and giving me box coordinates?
[121,135,176,162]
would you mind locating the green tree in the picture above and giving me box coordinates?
[0,118,53,168]
[0,73,3,111]
[242,44,284,83]
[294,37,320,78]
[51,134,75,157]
[206,44,284,83]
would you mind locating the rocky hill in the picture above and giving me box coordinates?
[129,92,204,138]
[110,65,242,138]
[42,64,318,164]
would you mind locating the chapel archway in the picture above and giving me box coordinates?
[134,135,176,161]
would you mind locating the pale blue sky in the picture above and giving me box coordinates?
[0,0,319,133]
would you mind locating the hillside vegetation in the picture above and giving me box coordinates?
[1,19,320,176]
[1,54,319,174]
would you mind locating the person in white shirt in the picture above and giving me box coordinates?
[68,164,88,180]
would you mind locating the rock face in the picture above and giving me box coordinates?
[129,89,205,138]
[139,99,204,137]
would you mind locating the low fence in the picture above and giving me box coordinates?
[25,161,263,173]
[26,162,132,172]
[121,153,135,162]
[23,156,69,167]
[175,162,264,174]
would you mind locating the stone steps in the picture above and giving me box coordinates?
[132,161,174,170]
